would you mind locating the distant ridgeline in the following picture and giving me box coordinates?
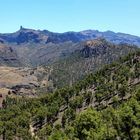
[0,27,140,67]
[0,50,140,139]
[1,27,140,46]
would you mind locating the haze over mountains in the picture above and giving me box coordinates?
[0,48,140,139]
[0,27,140,67]
[1,26,140,46]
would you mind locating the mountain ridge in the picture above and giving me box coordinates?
[49,38,139,88]
[0,27,140,47]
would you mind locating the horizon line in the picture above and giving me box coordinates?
[0,26,140,37]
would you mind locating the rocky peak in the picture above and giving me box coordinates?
[85,38,107,47]
[80,38,110,58]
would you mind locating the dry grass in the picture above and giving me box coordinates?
[0,66,38,87]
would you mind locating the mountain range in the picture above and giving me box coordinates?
[0,28,139,96]
[0,27,140,67]
[0,27,140,140]
[1,26,140,46]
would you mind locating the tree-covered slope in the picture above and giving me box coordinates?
[50,38,138,88]
[0,39,138,98]
[0,50,140,140]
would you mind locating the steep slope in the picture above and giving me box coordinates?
[0,51,139,139]
[0,27,48,44]
[0,39,138,95]
[11,41,81,67]
[50,38,138,88]
[0,43,21,66]
[0,66,54,110]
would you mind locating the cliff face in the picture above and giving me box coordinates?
[80,39,108,58]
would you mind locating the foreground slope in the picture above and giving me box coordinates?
[0,50,140,139]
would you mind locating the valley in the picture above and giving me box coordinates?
[0,50,139,139]
[0,37,138,100]
[0,28,140,140]
[1,0,140,139]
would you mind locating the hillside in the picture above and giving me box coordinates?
[0,38,138,94]
[0,51,139,139]
[50,38,138,88]
[0,43,21,67]
[0,66,54,108]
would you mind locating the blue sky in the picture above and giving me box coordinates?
[0,0,140,36]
